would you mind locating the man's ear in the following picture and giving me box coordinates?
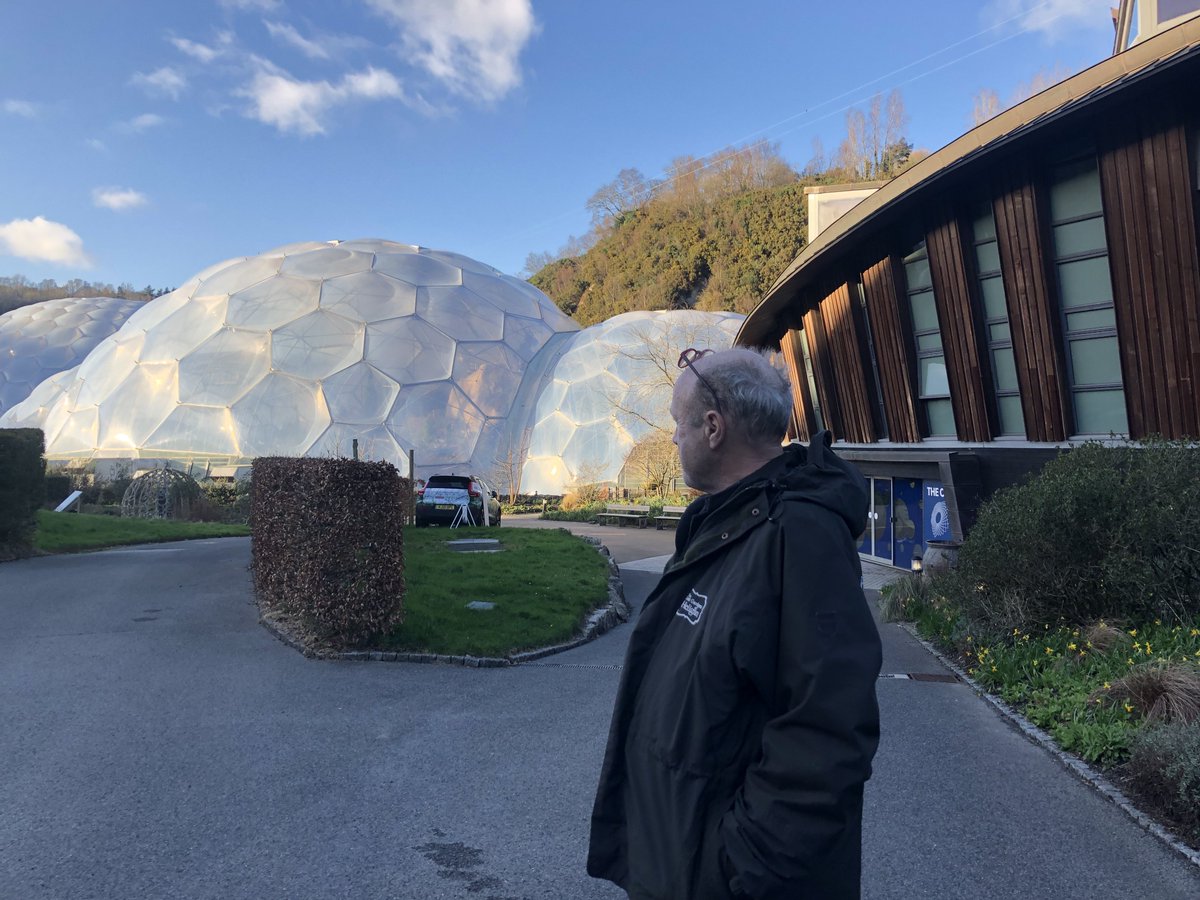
[705,410,725,449]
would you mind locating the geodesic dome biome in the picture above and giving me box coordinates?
[0,297,144,416]
[520,309,745,494]
[0,240,580,476]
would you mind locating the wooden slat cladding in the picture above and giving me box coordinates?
[925,204,993,441]
[1099,103,1200,439]
[818,283,876,443]
[861,256,921,442]
[801,308,843,441]
[992,166,1070,442]
[780,330,814,442]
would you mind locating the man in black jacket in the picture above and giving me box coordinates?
[587,348,882,899]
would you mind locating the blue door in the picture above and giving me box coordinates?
[892,478,922,571]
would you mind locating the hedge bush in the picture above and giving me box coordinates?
[44,474,72,508]
[251,457,407,648]
[945,440,1200,638]
[0,429,45,558]
[1125,723,1200,842]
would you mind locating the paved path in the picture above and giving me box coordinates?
[1,528,1197,899]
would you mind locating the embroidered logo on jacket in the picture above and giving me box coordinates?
[676,588,708,625]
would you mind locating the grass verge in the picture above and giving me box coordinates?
[380,526,611,658]
[35,509,250,553]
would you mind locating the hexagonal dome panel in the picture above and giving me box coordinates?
[0,297,143,415]
[0,240,579,477]
[522,310,745,494]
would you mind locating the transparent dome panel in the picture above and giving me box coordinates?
[426,250,499,277]
[520,456,569,495]
[178,329,270,406]
[144,405,240,455]
[320,271,417,322]
[452,342,524,417]
[321,362,400,424]
[195,255,283,298]
[502,315,555,362]
[232,373,330,457]
[462,271,543,319]
[526,410,576,457]
[139,296,226,363]
[308,423,405,468]
[387,381,484,463]
[279,246,372,280]
[53,406,100,455]
[373,252,462,287]
[124,290,189,333]
[225,276,319,330]
[75,338,142,408]
[271,310,363,380]
[96,363,176,449]
[365,316,456,384]
[417,285,505,342]
[559,375,622,424]
[562,423,630,482]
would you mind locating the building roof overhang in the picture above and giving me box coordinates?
[736,16,1200,349]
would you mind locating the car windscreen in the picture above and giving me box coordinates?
[426,476,471,490]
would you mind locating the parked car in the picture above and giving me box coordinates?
[414,474,502,527]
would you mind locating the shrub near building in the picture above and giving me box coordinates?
[251,457,408,648]
[0,428,45,559]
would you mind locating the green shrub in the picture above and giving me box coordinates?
[1126,722,1200,842]
[44,474,72,507]
[542,501,607,522]
[948,440,1200,638]
[251,458,407,648]
[0,429,46,558]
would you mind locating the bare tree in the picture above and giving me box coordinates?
[620,431,681,496]
[971,88,1002,126]
[836,89,909,180]
[586,168,654,227]
[566,458,611,504]
[488,438,527,504]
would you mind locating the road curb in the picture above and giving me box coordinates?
[897,622,1200,872]
[259,535,630,668]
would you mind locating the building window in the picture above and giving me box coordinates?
[1046,155,1128,436]
[855,281,889,440]
[970,202,1024,436]
[798,328,824,432]
[902,240,956,437]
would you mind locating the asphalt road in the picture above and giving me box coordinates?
[1,527,1197,899]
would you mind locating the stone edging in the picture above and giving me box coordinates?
[259,534,630,667]
[898,622,1200,872]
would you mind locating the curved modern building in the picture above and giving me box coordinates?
[736,4,1200,569]
[1,240,744,493]
[0,296,144,416]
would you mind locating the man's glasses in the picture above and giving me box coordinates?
[677,347,722,415]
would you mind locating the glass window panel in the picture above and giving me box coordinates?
[925,398,956,437]
[980,276,1008,320]
[902,242,927,265]
[972,207,996,242]
[917,332,943,352]
[910,292,940,332]
[1052,218,1107,257]
[1065,308,1116,332]
[989,322,1011,343]
[1057,256,1114,307]
[1069,335,1122,386]
[975,241,1001,274]
[1049,157,1103,221]
[992,348,1019,392]
[998,394,1025,436]
[919,355,950,397]
[905,258,932,291]
[1074,389,1129,436]
[1160,0,1200,22]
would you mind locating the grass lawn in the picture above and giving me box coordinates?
[381,525,611,658]
[34,510,250,553]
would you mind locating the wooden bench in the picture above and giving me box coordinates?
[655,505,687,530]
[596,503,651,528]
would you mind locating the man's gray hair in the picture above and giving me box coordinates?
[690,348,792,442]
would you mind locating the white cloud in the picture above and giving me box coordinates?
[238,64,405,135]
[264,20,331,59]
[984,0,1112,39]
[86,138,107,151]
[3,99,38,117]
[365,0,538,101]
[170,36,221,63]
[92,187,149,211]
[122,113,167,132]
[131,66,187,100]
[0,217,91,267]
[219,0,280,10]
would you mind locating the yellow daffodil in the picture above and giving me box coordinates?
[1129,629,1138,637]
[1124,703,1134,713]
[1067,643,1077,651]
[1103,681,1111,690]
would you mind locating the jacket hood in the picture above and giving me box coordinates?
[769,430,869,538]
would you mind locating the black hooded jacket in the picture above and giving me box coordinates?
[587,433,882,899]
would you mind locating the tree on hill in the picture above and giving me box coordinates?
[0,275,172,315]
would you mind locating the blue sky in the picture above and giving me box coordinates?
[0,0,1116,291]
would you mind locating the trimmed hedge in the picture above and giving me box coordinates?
[0,429,45,558]
[44,474,72,507]
[251,457,407,648]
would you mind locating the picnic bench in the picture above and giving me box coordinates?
[655,505,687,530]
[596,503,651,528]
